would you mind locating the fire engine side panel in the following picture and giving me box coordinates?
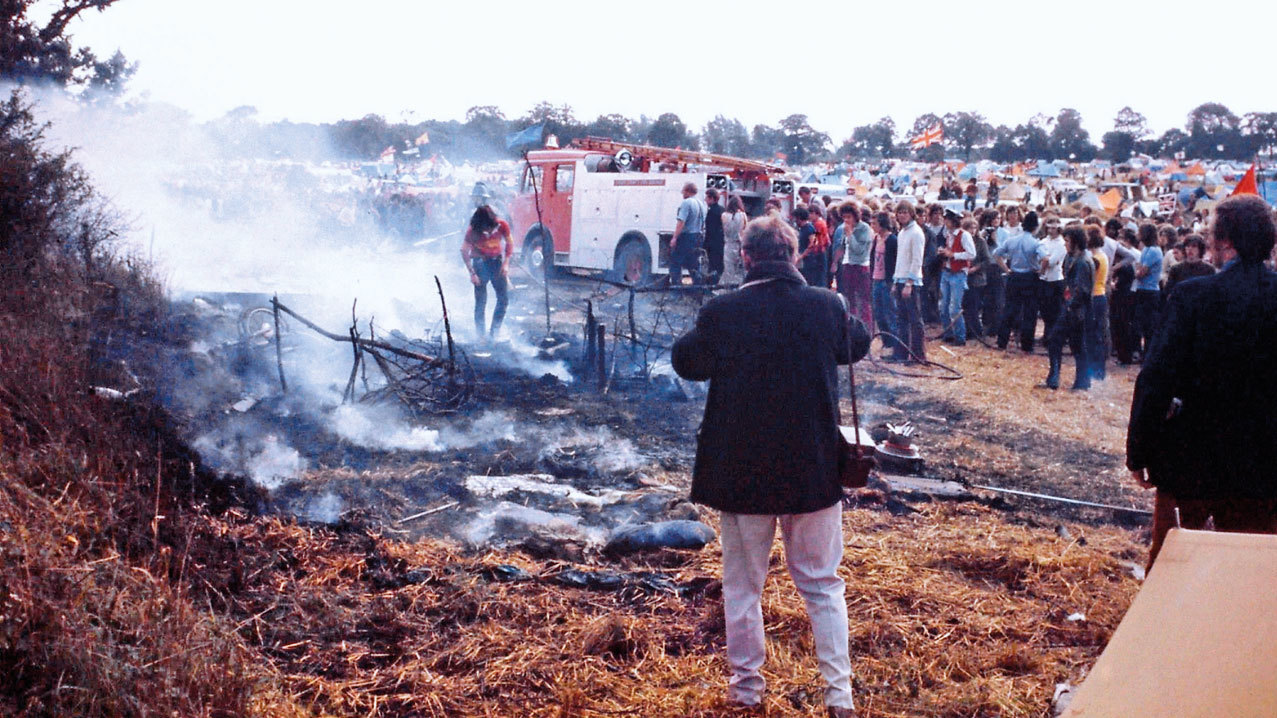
[569,171,709,275]
[569,169,619,271]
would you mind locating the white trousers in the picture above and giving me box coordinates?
[719,502,854,710]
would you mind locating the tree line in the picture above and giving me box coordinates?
[232,102,1277,166]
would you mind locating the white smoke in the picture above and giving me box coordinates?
[330,404,442,452]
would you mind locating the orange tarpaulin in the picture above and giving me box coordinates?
[1185,162,1206,176]
[1062,529,1277,718]
[1098,188,1123,214]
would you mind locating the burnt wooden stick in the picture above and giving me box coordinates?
[628,288,637,345]
[596,323,606,391]
[434,275,456,381]
[271,295,287,393]
[273,299,445,366]
[344,326,361,402]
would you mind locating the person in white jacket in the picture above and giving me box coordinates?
[892,203,927,361]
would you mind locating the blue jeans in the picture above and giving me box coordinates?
[940,270,968,342]
[872,279,900,353]
[472,256,509,336]
[1086,294,1109,379]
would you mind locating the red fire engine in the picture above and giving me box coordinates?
[509,138,792,284]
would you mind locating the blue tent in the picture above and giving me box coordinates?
[1027,164,1060,177]
[1169,172,1188,181]
[958,165,978,180]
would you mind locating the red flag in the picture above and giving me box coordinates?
[1231,163,1259,196]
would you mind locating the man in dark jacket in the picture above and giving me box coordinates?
[1127,194,1277,569]
[673,215,870,717]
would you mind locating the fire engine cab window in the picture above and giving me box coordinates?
[521,166,543,194]
[555,165,574,193]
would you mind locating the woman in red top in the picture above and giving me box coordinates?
[460,206,513,339]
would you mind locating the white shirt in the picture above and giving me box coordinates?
[894,221,926,285]
[1039,236,1067,282]
[1102,236,1140,268]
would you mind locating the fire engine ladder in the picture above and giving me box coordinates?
[572,137,785,176]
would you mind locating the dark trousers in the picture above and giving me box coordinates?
[1111,290,1136,364]
[922,265,942,323]
[872,279,901,354]
[1037,279,1065,340]
[1047,301,1089,387]
[838,265,873,333]
[1148,490,1277,570]
[1086,294,1110,380]
[997,272,1040,351]
[964,195,977,211]
[963,283,986,339]
[705,235,724,281]
[472,256,509,336]
[1134,289,1161,358]
[982,271,1006,336]
[669,231,703,285]
[892,284,926,361]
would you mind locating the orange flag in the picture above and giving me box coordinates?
[1231,163,1259,196]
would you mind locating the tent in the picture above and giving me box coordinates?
[1098,188,1123,214]
[1078,192,1105,212]
[1027,164,1061,177]
[1062,529,1277,717]
[1169,172,1189,181]
[1186,162,1207,176]
[957,165,979,180]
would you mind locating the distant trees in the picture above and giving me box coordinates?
[1244,112,1277,158]
[585,113,632,142]
[1049,108,1096,161]
[1186,102,1245,159]
[778,114,828,165]
[202,99,1277,164]
[646,112,691,149]
[943,111,992,160]
[701,115,750,156]
[843,117,896,159]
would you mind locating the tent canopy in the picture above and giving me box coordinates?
[1027,164,1061,177]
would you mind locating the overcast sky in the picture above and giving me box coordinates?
[59,0,1277,141]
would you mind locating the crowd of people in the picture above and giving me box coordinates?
[669,190,1277,717]
[749,189,1251,391]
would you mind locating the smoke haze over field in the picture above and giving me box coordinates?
[11,84,579,496]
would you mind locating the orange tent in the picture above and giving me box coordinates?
[1099,188,1123,214]
[1185,162,1207,176]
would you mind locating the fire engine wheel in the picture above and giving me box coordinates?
[610,240,652,286]
[522,233,559,279]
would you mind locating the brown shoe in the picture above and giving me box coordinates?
[826,708,858,718]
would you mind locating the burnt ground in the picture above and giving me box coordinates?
[156,268,1151,559]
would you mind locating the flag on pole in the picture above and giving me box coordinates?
[910,123,944,150]
[414,131,430,146]
[1230,163,1259,197]
[379,145,396,162]
[506,123,545,151]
